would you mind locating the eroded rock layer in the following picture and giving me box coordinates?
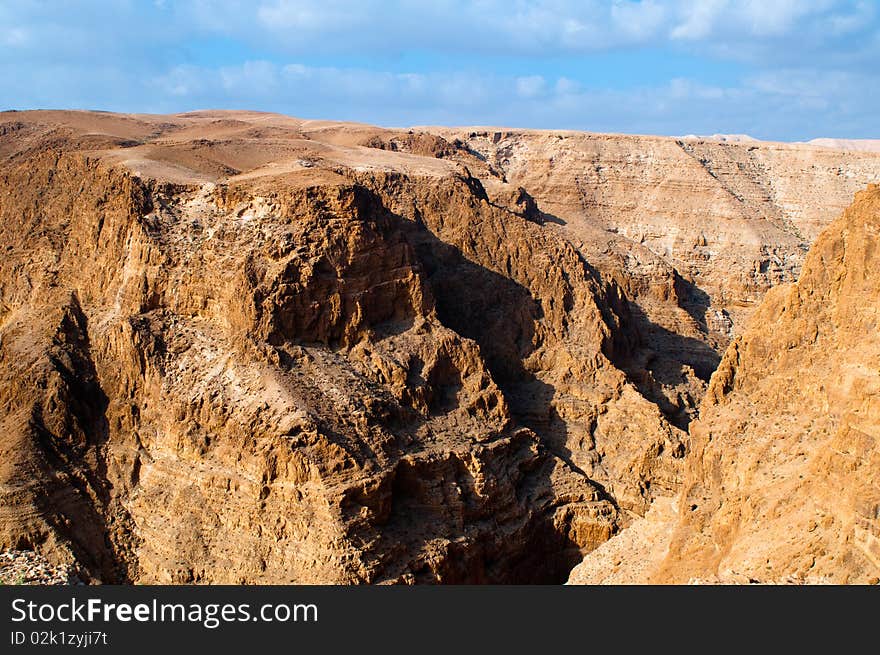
[1,110,878,583]
[570,185,880,585]
[396,127,880,428]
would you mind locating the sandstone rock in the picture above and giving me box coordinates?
[407,126,880,430]
[0,111,671,583]
[2,110,878,584]
[570,184,880,585]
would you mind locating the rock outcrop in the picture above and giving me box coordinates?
[408,127,880,428]
[1,110,878,584]
[570,185,880,584]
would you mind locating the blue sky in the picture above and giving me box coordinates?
[2,1,879,140]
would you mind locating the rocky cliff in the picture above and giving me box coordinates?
[412,127,880,428]
[1,110,878,584]
[570,184,880,584]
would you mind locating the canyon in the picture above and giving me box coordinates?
[0,109,878,584]
[570,183,880,584]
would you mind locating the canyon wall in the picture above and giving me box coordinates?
[570,185,880,584]
[1,110,878,583]
[415,127,880,428]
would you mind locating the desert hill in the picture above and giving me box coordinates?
[1,110,878,583]
[569,184,880,584]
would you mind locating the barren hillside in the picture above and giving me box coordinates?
[570,184,880,584]
[1,110,878,583]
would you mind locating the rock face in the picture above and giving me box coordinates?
[417,127,880,429]
[570,185,880,584]
[1,110,878,584]
[428,128,880,320]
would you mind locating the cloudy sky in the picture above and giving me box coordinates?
[2,1,878,140]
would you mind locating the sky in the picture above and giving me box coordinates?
[2,0,879,140]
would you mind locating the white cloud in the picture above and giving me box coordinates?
[740,0,831,36]
[256,0,357,31]
[2,1,876,58]
[1,27,28,47]
[670,0,726,40]
[220,60,280,93]
[612,0,667,39]
[233,1,877,56]
[516,76,547,99]
[555,77,581,95]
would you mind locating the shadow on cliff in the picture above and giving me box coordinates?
[366,193,613,583]
[609,300,721,431]
[538,211,567,226]
[674,273,712,332]
[28,294,136,583]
